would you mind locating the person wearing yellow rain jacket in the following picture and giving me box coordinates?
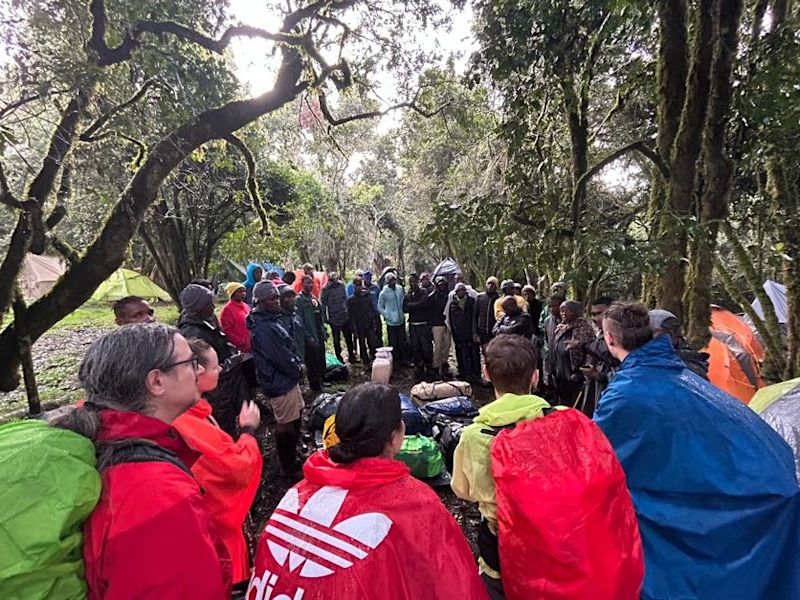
[451,334,550,599]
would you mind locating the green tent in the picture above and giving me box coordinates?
[90,268,171,302]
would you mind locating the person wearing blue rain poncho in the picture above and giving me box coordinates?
[242,262,263,306]
[594,301,800,600]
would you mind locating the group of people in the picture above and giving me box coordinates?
[47,265,800,600]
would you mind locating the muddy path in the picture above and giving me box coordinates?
[248,357,493,555]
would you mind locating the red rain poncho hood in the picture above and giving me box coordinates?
[248,451,487,600]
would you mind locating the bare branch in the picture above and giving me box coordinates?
[88,0,304,67]
[317,91,451,127]
[223,134,272,235]
[573,141,670,206]
[80,78,159,141]
[0,93,43,123]
[118,133,147,169]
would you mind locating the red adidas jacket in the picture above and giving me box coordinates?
[219,299,251,353]
[83,410,230,599]
[249,451,488,600]
[173,399,263,583]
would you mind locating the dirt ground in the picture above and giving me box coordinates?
[247,355,494,556]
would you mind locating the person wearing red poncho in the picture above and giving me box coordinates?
[173,339,263,587]
[248,383,488,600]
[219,282,252,353]
[55,324,231,599]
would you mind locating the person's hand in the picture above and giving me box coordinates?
[238,400,261,430]
[579,365,599,380]
[473,334,480,343]
[566,340,580,350]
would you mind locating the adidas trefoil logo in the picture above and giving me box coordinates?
[265,485,393,578]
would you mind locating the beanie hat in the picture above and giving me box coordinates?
[253,280,279,303]
[225,282,245,298]
[180,284,213,314]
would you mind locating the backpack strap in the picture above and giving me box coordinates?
[480,407,556,437]
[96,439,192,476]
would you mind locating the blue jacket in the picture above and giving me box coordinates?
[378,285,405,326]
[247,307,303,398]
[594,336,800,600]
[365,282,380,312]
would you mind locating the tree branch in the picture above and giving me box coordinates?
[48,233,80,264]
[80,78,159,141]
[573,141,670,206]
[0,93,44,123]
[223,134,271,235]
[317,91,450,126]
[88,0,304,66]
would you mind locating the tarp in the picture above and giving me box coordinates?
[20,254,66,300]
[90,268,171,302]
[432,257,461,278]
[752,279,788,324]
[704,305,765,403]
[0,420,101,599]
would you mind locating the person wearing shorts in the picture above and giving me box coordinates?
[247,281,305,477]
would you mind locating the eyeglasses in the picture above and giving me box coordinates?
[159,356,200,372]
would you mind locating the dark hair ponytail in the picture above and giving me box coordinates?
[328,383,402,464]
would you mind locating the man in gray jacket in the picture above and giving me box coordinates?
[321,272,355,363]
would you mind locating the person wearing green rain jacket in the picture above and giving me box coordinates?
[451,334,550,599]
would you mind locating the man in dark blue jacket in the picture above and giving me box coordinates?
[595,301,800,600]
[248,280,304,476]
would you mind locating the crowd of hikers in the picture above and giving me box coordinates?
[3,262,800,600]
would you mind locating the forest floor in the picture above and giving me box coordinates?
[1,303,492,552]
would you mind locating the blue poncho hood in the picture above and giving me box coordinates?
[243,262,262,288]
[594,336,800,600]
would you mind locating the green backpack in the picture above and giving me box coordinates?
[396,434,445,479]
[0,420,101,600]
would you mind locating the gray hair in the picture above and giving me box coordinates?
[55,324,179,440]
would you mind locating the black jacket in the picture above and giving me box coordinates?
[474,291,499,338]
[177,312,236,363]
[428,290,449,327]
[404,287,432,323]
[347,290,377,334]
[449,296,476,343]
[492,312,534,338]
[321,281,349,327]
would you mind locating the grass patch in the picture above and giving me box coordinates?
[52,301,180,329]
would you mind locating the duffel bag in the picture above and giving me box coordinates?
[420,396,478,421]
[431,415,466,473]
[396,434,444,479]
[401,393,432,436]
[410,380,472,403]
[308,393,343,431]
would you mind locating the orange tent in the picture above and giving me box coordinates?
[703,305,765,404]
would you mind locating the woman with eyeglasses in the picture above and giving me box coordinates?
[55,323,232,599]
[173,339,263,589]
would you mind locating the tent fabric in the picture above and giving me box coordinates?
[750,376,800,414]
[20,254,66,300]
[760,385,800,481]
[704,305,765,403]
[432,257,461,278]
[0,420,101,600]
[90,268,171,302]
[752,279,788,324]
